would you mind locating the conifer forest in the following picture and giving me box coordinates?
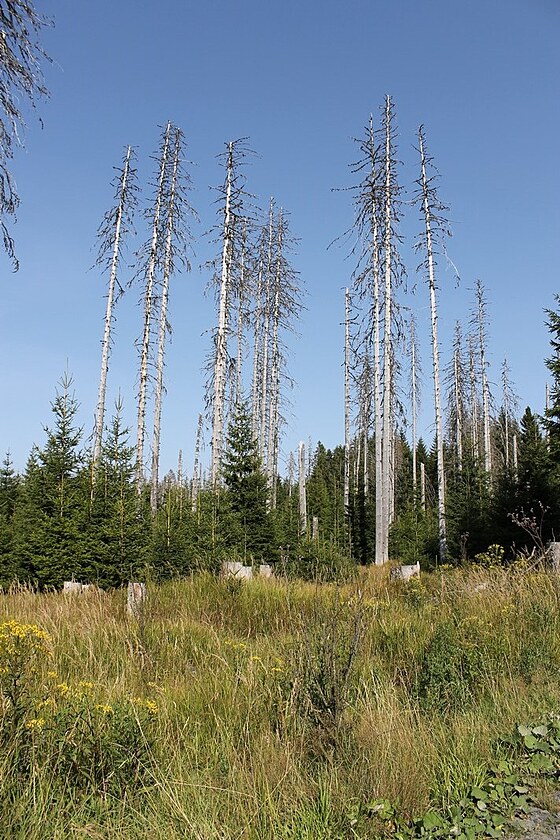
[1,97,559,589]
[0,4,559,591]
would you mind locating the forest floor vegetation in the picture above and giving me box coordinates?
[2,563,560,838]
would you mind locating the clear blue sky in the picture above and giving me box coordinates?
[2,0,559,476]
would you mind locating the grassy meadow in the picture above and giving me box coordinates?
[2,564,560,839]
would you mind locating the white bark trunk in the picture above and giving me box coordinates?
[251,244,264,441]
[469,339,479,461]
[454,346,463,471]
[379,97,393,565]
[191,413,203,514]
[235,220,248,405]
[211,142,234,485]
[266,209,282,509]
[150,128,180,514]
[411,316,418,496]
[259,201,274,459]
[419,128,446,562]
[476,281,492,474]
[92,145,134,490]
[420,461,426,512]
[136,124,171,495]
[344,287,350,518]
[298,440,307,536]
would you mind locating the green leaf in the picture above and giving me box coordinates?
[422,811,442,829]
[533,724,549,737]
[470,787,487,801]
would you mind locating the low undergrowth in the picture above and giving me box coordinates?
[1,564,560,838]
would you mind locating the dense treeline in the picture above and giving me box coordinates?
[0,294,559,589]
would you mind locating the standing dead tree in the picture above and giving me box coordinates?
[339,100,403,565]
[408,312,422,496]
[134,122,172,495]
[0,0,51,268]
[149,125,195,515]
[415,124,454,562]
[92,146,137,492]
[473,279,493,475]
[264,207,301,509]
[208,139,252,486]
[444,321,467,475]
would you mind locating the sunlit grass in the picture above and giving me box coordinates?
[1,564,560,837]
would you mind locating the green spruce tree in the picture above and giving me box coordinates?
[220,401,275,563]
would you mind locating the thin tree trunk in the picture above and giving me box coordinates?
[211,142,234,486]
[454,344,463,471]
[410,315,418,496]
[150,128,181,514]
[419,127,446,561]
[177,448,184,521]
[136,123,171,495]
[468,336,479,461]
[344,287,350,518]
[235,219,248,405]
[259,200,274,459]
[298,440,307,536]
[380,95,393,566]
[191,413,203,513]
[251,241,264,441]
[420,461,426,512]
[267,209,282,509]
[92,145,135,492]
[475,280,492,474]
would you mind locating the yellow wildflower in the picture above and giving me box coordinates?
[25,718,45,732]
[95,704,114,715]
[144,699,158,716]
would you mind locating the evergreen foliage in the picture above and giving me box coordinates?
[220,401,275,562]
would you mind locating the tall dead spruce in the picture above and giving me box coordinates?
[135,123,193,503]
[415,125,453,562]
[473,279,493,475]
[92,145,137,491]
[344,100,403,566]
[149,126,193,514]
[209,140,251,486]
[263,207,301,509]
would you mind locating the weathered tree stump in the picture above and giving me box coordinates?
[390,562,421,582]
[222,561,253,580]
[127,582,146,616]
[63,581,82,593]
[549,542,560,572]
[259,564,273,578]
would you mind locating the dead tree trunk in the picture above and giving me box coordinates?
[474,279,492,474]
[417,125,449,562]
[210,142,235,486]
[298,440,307,536]
[92,145,137,492]
[191,413,203,514]
[136,122,171,495]
[150,126,192,515]
[344,287,350,518]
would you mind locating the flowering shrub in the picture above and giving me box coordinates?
[0,620,52,724]
[0,619,158,795]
